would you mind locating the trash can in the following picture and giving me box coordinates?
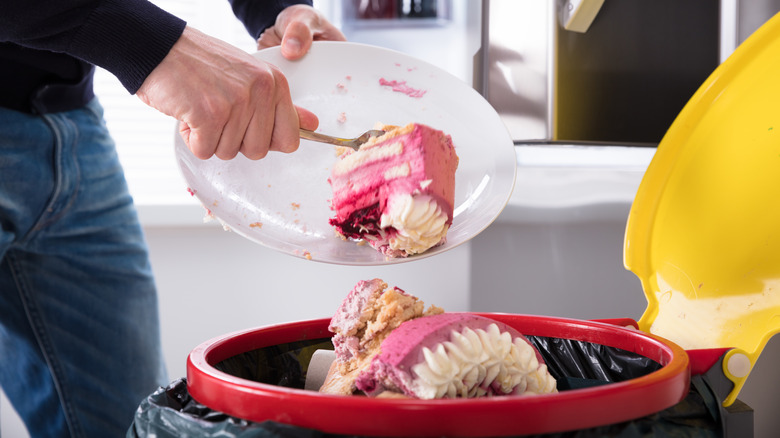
[127,315,748,437]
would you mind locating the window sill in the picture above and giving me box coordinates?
[497,144,656,224]
[136,201,217,228]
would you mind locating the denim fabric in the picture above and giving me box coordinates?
[0,99,168,437]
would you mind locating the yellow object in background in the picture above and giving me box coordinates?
[624,12,780,406]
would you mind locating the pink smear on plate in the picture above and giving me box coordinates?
[379,78,427,98]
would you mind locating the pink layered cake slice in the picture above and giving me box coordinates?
[319,279,557,399]
[328,123,459,258]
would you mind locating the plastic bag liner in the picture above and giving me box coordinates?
[128,337,722,437]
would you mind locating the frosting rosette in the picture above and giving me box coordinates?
[379,193,450,256]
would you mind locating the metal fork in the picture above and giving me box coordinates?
[299,128,385,151]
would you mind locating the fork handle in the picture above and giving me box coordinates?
[299,129,352,147]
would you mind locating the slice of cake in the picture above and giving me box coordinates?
[320,278,443,395]
[327,123,459,258]
[319,279,557,399]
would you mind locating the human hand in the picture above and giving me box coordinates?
[257,4,346,60]
[137,26,318,160]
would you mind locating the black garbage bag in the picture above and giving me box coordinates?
[126,377,323,438]
[127,336,723,437]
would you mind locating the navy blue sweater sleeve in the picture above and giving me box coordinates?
[0,0,185,94]
[228,0,313,40]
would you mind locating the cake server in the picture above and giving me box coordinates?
[299,128,385,151]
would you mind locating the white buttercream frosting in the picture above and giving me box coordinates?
[409,323,557,399]
[379,194,449,255]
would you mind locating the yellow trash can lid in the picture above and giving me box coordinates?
[624,12,780,406]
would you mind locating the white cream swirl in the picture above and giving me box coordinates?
[409,324,557,399]
[379,193,449,255]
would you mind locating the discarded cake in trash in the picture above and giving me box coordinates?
[318,278,443,395]
[318,279,557,399]
[327,123,459,258]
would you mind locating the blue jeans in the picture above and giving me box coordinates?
[0,99,168,437]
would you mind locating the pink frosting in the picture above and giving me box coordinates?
[379,78,427,98]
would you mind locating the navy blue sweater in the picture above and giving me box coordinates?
[0,0,310,114]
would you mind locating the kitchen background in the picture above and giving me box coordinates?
[3,1,780,437]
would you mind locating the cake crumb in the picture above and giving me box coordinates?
[334,146,352,157]
[291,202,301,210]
[249,222,263,229]
[186,187,197,196]
[302,250,312,260]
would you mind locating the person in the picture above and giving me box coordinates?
[0,1,345,436]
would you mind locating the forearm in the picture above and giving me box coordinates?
[1,0,186,93]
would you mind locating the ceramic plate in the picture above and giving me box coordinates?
[174,41,516,265]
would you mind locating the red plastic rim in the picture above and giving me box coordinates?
[187,314,690,437]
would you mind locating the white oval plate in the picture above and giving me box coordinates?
[174,42,516,265]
